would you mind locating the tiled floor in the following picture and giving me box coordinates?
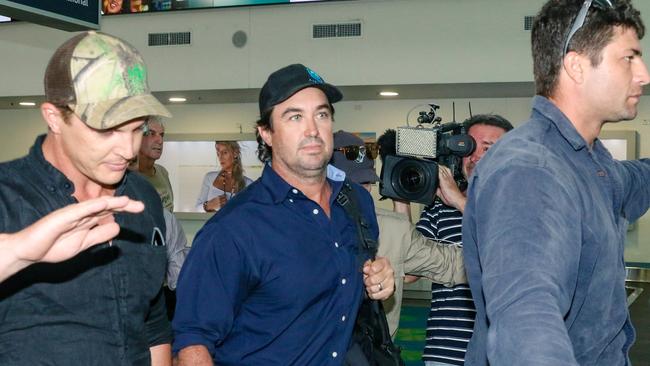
[395,299,428,366]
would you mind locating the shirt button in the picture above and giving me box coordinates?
[313,208,319,215]
[292,189,298,194]
[332,352,338,358]
[289,198,294,203]
[334,242,339,248]
[341,278,347,285]
[341,315,346,321]
[597,170,607,177]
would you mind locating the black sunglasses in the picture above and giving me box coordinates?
[563,0,615,55]
[334,142,379,162]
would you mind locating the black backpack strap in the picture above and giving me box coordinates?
[336,179,378,260]
[338,180,405,366]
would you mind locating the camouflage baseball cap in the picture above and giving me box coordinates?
[44,31,171,130]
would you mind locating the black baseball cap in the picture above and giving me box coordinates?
[259,64,343,114]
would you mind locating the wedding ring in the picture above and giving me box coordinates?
[378,282,383,291]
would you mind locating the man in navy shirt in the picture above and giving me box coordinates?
[463,0,650,364]
[173,64,395,365]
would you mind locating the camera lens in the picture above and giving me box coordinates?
[399,167,424,193]
[391,159,438,201]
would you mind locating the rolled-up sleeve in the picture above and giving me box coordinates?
[471,163,581,365]
[172,222,253,356]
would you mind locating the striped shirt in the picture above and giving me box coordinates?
[416,199,474,366]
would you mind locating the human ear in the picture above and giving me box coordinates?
[258,126,273,147]
[41,103,66,134]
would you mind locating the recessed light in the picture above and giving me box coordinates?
[168,97,187,103]
[19,102,36,106]
[379,91,399,97]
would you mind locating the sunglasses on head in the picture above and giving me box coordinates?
[563,0,615,55]
[334,142,379,162]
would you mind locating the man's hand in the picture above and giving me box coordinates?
[363,256,395,300]
[0,196,144,282]
[436,165,466,213]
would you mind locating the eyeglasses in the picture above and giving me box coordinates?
[563,0,615,55]
[334,142,379,163]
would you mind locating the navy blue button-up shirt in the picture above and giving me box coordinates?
[173,164,378,365]
[463,96,650,365]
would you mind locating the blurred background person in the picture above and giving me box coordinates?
[331,130,466,339]
[137,117,174,211]
[196,141,253,212]
[162,209,188,321]
[416,114,513,366]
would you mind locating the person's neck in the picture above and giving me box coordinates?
[138,156,156,177]
[548,91,602,147]
[271,162,331,216]
[42,135,115,201]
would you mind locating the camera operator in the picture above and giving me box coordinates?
[416,114,512,366]
[330,130,467,340]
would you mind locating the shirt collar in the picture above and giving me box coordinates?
[532,95,588,151]
[260,162,347,204]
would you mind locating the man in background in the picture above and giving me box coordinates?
[138,117,174,212]
[0,31,173,365]
[463,0,650,364]
[135,117,187,320]
[416,114,512,366]
[330,130,466,339]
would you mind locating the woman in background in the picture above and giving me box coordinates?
[196,141,253,212]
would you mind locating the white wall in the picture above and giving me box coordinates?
[1,0,551,96]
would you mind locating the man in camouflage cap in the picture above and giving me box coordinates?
[0,31,173,365]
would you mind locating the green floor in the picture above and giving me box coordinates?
[394,300,429,366]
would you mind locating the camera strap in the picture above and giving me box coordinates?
[336,180,378,260]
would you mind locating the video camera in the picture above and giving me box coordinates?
[379,104,475,205]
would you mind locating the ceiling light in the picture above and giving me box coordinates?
[19,102,36,106]
[168,97,187,102]
[379,91,399,97]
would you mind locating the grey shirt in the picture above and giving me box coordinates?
[463,96,650,365]
[163,209,189,290]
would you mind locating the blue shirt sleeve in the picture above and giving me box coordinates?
[467,163,581,365]
[172,221,256,356]
[617,159,650,222]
